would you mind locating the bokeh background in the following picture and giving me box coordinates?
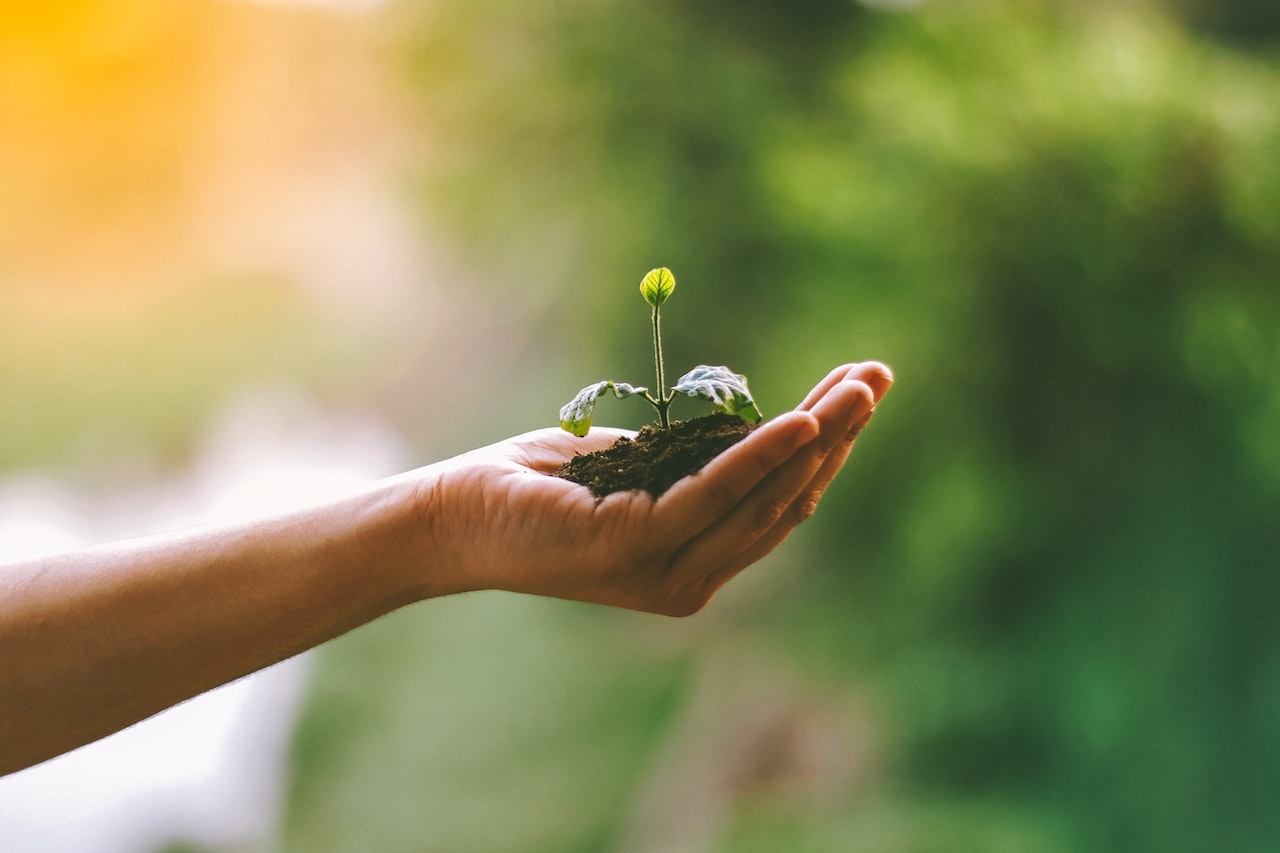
[2,0,1279,850]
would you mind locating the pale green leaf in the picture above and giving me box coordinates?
[671,365,762,423]
[559,380,648,436]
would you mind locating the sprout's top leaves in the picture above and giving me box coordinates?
[640,267,675,308]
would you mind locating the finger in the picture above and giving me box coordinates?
[670,379,876,586]
[652,409,820,541]
[859,361,894,402]
[706,407,877,590]
[782,362,892,507]
[782,362,892,515]
[798,361,894,412]
[700,374,888,596]
[786,367,888,495]
[794,407,876,507]
[797,363,860,412]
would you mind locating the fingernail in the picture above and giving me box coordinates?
[849,362,893,403]
[869,364,894,399]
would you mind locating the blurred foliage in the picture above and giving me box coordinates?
[284,594,694,853]
[293,0,1280,850]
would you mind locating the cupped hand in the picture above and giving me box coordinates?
[418,362,892,615]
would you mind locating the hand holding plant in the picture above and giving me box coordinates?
[426,361,893,615]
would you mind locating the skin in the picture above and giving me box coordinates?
[0,361,891,776]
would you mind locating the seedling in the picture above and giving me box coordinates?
[559,267,762,436]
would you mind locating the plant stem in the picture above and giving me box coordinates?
[651,304,670,428]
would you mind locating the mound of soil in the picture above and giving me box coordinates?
[556,411,756,500]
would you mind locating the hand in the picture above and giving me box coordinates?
[417,362,893,615]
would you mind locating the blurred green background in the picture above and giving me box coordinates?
[3,0,1279,850]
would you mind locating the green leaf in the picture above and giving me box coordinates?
[559,380,648,436]
[671,365,762,423]
[639,267,675,308]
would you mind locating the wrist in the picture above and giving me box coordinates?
[376,464,473,605]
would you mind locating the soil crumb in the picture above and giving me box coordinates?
[556,412,756,500]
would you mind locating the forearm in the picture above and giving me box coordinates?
[0,475,439,776]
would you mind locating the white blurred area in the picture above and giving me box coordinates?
[0,389,409,853]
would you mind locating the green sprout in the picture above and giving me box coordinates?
[559,267,762,436]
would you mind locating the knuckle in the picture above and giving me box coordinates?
[752,498,791,537]
[792,490,823,524]
[703,479,741,516]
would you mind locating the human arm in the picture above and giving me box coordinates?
[0,361,890,775]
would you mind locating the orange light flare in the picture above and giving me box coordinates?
[1,0,413,324]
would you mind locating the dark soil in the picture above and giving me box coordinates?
[555,411,756,500]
